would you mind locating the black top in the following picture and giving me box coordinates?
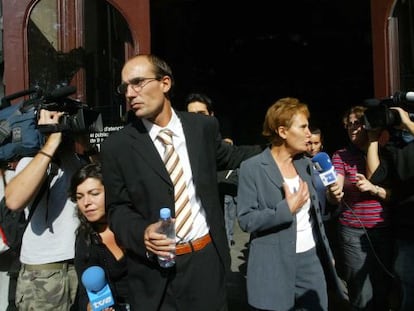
[371,139,414,239]
[74,232,129,310]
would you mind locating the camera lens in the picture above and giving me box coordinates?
[364,104,401,129]
[387,109,401,127]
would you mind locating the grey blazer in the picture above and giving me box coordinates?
[237,147,346,310]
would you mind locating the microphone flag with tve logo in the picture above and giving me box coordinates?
[311,152,338,186]
[81,266,115,311]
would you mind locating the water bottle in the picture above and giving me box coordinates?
[157,207,176,268]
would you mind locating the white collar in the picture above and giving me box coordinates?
[142,110,183,142]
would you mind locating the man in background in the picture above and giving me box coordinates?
[185,92,238,246]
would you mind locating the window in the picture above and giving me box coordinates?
[27,0,133,125]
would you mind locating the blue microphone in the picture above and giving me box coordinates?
[81,266,115,311]
[311,152,337,186]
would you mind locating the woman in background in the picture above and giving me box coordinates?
[329,106,393,311]
[70,163,129,311]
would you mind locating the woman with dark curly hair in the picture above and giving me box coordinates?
[70,163,129,311]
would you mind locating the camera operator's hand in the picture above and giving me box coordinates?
[38,109,64,126]
[38,109,64,152]
[391,107,414,135]
[5,109,64,211]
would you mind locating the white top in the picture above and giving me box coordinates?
[17,153,81,264]
[142,111,209,242]
[283,175,315,253]
[0,169,16,253]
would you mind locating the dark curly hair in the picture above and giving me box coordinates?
[69,163,104,255]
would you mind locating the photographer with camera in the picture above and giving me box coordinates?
[4,107,96,310]
[366,105,414,311]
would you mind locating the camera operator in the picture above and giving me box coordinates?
[4,109,96,310]
[366,106,414,311]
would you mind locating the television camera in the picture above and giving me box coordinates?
[1,85,103,134]
[363,91,414,130]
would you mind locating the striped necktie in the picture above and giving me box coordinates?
[157,129,192,241]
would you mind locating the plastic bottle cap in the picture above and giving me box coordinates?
[160,207,171,219]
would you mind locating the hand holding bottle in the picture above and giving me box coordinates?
[143,208,176,267]
[156,208,176,267]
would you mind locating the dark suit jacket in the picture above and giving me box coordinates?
[100,111,259,310]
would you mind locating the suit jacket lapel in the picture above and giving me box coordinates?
[293,157,312,185]
[125,120,172,184]
[261,150,312,188]
[261,148,284,189]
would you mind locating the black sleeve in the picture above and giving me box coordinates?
[216,140,263,171]
[369,146,392,185]
[217,169,239,197]
[74,235,99,311]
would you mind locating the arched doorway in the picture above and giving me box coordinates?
[2,0,150,124]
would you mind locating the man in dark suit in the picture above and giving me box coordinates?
[100,54,260,311]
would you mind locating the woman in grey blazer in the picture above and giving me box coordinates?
[237,97,344,311]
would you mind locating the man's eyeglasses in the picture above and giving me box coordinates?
[117,77,160,95]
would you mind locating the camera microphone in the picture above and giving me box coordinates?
[364,92,414,108]
[43,85,76,104]
[392,91,414,104]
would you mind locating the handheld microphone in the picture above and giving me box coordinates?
[311,152,337,186]
[81,266,115,311]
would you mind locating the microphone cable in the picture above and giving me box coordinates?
[312,152,396,278]
[340,199,396,279]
